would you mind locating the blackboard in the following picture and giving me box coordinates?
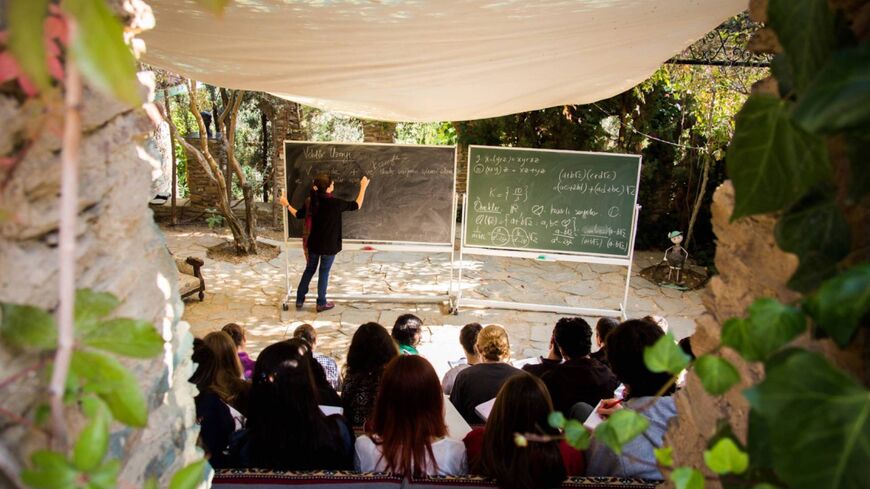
[463,146,641,257]
[284,142,456,244]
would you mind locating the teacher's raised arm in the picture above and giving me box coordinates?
[279,189,298,217]
[356,176,370,209]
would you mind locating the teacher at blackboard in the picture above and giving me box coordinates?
[280,173,370,312]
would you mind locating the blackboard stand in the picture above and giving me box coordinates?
[280,193,458,310]
[452,194,640,319]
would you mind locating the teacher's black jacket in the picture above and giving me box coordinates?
[296,197,359,255]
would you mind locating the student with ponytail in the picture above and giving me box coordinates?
[280,173,369,312]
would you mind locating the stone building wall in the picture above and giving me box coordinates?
[268,99,305,227]
[0,80,200,486]
[362,120,396,143]
[184,137,227,212]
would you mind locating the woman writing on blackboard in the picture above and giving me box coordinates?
[280,174,370,312]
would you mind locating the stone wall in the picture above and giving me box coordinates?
[0,80,200,486]
[361,120,396,143]
[184,137,226,212]
[267,98,305,227]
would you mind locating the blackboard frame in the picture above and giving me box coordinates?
[282,140,458,247]
[279,140,459,311]
[455,145,643,319]
[461,145,642,259]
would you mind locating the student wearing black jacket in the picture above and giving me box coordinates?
[281,173,369,312]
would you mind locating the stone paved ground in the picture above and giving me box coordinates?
[164,226,706,379]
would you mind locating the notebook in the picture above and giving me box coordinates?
[474,397,497,421]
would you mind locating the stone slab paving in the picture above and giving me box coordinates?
[164,228,706,380]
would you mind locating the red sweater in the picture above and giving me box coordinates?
[463,427,585,476]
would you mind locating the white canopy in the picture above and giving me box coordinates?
[142,0,744,122]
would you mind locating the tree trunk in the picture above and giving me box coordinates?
[684,152,710,250]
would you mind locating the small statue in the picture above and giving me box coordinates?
[664,230,689,283]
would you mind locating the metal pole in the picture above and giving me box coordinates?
[164,91,178,226]
[621,204,641,320]
[455,193,469,313]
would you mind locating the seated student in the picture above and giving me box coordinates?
[230,341,353,470]
[584,318,678,479]
[442,323,482,395]
[293,323,342,390]
[356,356,467,476]
[450,324,523,424]
[222,323,255,380]
[202,331,251,416]
[541,318,618,416]
[590,317,619,369]
[521,321,565,378]
[285,337,341,407]
[392,313,423,355]
[464,374,584,489]
[190,338,239,468]
[341,322,399,426]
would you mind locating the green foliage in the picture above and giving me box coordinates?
[670,467,705,489]
[205,208,225,229]
[563,419,590,450]
[792,44,870,133]
[70,350,148,427]
[169,460,208,489]
[72,399,110,471]
[0,303,57,351]
[803,264,870,347]
[721,298,806,362]
[767,0,837,94]
[643,332,690,375]
[745,350,869,489]
[21,451,78,489]
[83,318,165,358]
[6,0,52,92]
[704,438,748,475]
[725,95,830,219]
[694,355,741,395]
[654,446,674,467]
[548,411,566,429]
[63,0,140,105]
[774,189,851,292]
[74,289,120,335]
[593,409,649,455]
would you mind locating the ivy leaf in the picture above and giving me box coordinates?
[70,350,148,427]
[704,438,749,475]
[594,409,649,455]
[774,189,851,293]
[767,0,836,94]
[694,355,741,395]
[654,446,674,467]
[726,95,830,220]
[72,398,109,471]
[803,264,870,347]
[21,450,78,489]
[644,333,690,375]
[564,419,591,450]
[670,466,705,489]
[792,44,870,134]
[83,318,164,358]
[143,477,158,489]
[721,299,806,362]
[0,303,57,351]
[86,460,120,489]
[845,132,870,201]
[744,350,870,489]
[74,289,119,336]
[62,0,140,106]
[6,0,52,92]
[548,411,566,430]
[169,459,208,489]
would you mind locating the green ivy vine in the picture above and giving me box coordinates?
[0,290,206,489]
[551,1,869,489]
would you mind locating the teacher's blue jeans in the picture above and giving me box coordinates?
[296,253,336,306]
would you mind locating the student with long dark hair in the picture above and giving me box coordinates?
[464,375,584,489]
[341,322,398,426]
[230,341,353,470]
[356,356,467,476]
[280,173,370,312]
[584,318,677,479]
[201,331,251,415]
[190,338,238,468]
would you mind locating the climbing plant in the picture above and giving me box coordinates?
[548,1,869,489]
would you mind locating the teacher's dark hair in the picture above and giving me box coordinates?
[306,173,333,217]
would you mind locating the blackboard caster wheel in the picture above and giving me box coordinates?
[282,302,289,312]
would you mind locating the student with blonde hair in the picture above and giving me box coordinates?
[449,324,523,424]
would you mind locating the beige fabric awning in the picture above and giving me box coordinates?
[142,0,744,122]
